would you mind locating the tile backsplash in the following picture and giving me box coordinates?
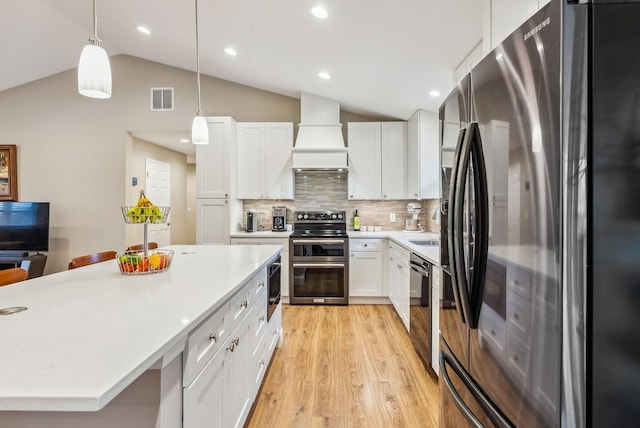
[241,171,440,233]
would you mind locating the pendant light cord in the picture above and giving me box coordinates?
[195,0,202,116]
[91,0,101,45]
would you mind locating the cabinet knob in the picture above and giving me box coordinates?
[259,281,265,288]
[225,193,228,198]
[491,329,496,337]
[240,300,248,309]
[209,333,218,343]
[350,195,353,199]
[514,312,519,320]
[259,315,265,322]
[226,337,240,352]
[364,243,368,247]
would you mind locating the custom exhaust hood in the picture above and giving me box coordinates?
[292,92,348,170]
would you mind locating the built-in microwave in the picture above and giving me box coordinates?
[267,256,281,321]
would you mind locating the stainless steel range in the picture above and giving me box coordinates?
[289,211,349,305]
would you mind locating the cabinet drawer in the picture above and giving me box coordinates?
[267,303,282,356]
[389,241,410,260]
[350,238,382,252]
[479,306,505,359]
[184,302,229,387]
[506,291,532,344]
[252,268,268,301]
[507,265,532,299]
[228,282,252,334]
[505,330,531,388]
[251,299,268,356]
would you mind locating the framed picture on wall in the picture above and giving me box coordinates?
[0,145,17,201]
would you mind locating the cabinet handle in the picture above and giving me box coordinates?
[514,312,519,321]
[259,315,265,322]
[259,359,266,367]
[226,337,240,352]
[397,264,402,269]
[225,193,228,198]
[258,281,265,288]
[209,333,218,343]
[240,300,248,309]
[364,243,368,247]
[350,195,353,198]
[490,329,496,337]
[513,354,519,363]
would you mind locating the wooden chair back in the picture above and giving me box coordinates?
[0,268,29,287]
[68,251,118,270]
[126,242,158,252]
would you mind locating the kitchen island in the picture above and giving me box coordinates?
[0,244,282,427]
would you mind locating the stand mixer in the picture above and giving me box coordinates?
[404,202,422,231]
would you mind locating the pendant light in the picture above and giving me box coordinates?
[191,0,209,145]
[78,0,112,99]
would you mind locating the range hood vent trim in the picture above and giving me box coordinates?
[292,92,348,170]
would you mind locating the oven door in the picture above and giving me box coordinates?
[289,262,349,305]
[290,238,347,262]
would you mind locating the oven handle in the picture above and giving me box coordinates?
[292,263,345,268]
[291,239,345,245]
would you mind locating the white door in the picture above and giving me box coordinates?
[146,158,171,247]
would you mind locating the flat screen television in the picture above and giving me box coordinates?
[0,202,50,252]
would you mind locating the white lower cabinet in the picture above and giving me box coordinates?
[349,239,383,296]
[387,241,410,331]
[183,262,282,428]
[431,266,441,375]
[223,310,253,428]
[183,340,224,428]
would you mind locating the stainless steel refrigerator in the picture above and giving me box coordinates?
[438,0,640,426]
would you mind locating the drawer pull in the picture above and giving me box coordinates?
[209,333,218,343]
[513,354,519,363]
[364,243,368,247]
[258,281,265,288]
[240,300,248,309]
[514,312,519,321]
[259,315,265,322]
[491,329,496,337]
[259,359,266,366]
[226,337,240,352]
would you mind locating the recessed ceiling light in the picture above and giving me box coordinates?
[318,71,331,80]
[429,90,441,97]
[311,6,328,19]
[136,25,151,35]
[224,47,238,56]
[180,138,190,144]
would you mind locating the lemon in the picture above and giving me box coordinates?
[149,253,161,269]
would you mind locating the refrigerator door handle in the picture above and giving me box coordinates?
[439,351,484,428]
[439,350,514,428]
[447,127,467,324]
[467,122,489,329]
[452,123,475,326]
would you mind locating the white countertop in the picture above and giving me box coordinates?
[0,244,282,412]
[348,230,441,266]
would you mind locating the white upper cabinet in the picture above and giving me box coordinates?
[381,122,407,200]
[348,121,408,200]
[347,122,382,200]
[196,117,237,199]
[237,122,294,200]
[407,109,439,199]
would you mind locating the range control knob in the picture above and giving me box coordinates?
[338,214,343,220]
[331,213,337,220]
[303,214,309,219]
[297,214,303,220]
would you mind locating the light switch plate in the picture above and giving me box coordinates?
[390,213,396,222]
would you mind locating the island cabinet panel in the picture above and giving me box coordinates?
[182,263,280,428]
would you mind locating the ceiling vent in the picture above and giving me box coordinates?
[151,87,174,111]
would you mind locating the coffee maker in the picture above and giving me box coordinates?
[272,206,287,231]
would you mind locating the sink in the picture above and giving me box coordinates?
[409,239,440,247]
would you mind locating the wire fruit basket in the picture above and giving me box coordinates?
[117,249,174,275]
[121,206,170,224]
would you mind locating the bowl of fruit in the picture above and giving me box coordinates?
[117,249,173,274]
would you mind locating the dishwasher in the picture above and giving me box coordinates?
[409,252,434,376]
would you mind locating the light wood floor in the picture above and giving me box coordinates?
[247,304,440,428]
